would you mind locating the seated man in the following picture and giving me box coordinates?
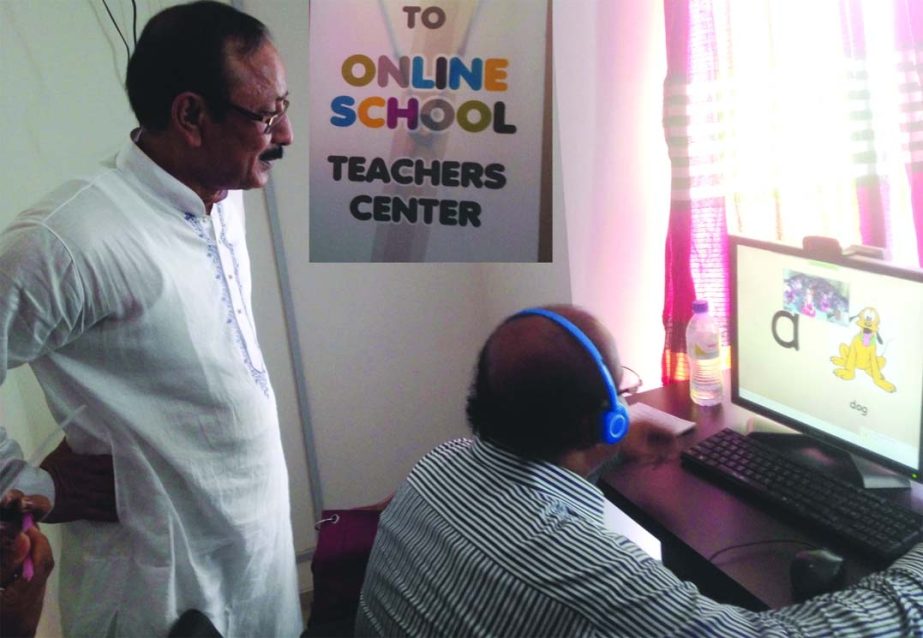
[356,305,923,637]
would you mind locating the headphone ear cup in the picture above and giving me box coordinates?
[601,401,630,444]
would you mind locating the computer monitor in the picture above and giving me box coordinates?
[729,235,923,483]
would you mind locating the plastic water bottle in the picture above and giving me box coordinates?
[686,299,723,406]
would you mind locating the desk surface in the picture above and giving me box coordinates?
[600,381,923,610]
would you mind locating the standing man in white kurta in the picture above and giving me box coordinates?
[0,2,302,635]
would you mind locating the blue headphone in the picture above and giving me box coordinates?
[515,308,630,444]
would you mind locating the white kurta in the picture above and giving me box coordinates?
[0,139,303,637]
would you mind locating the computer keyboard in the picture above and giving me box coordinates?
[681,428,923,561]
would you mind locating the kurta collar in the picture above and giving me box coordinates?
[116,132,210,217]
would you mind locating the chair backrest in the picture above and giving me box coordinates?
[305,507,384,637]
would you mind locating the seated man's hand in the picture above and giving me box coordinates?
[618,418,683,467]
[1,491,55,638]
[40,440,117,523]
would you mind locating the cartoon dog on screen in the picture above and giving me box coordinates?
[830,306,896,392]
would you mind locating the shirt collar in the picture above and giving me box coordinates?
[116,132,209,217]
[472,438,606,522]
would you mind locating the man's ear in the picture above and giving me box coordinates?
[171,92,208,147]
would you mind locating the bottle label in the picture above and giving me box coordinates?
[692,342,719,358]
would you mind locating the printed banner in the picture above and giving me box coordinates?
[308,0,549,262]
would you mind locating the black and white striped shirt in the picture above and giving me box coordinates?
[356,438,923,637]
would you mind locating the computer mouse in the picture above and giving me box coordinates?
[790,548,846,602]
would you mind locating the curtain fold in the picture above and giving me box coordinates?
[896,1,923,263]
[661,0,923,385]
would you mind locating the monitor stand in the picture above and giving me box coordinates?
[744,427,911,491]
[849,455,911,490]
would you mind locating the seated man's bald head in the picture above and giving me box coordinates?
[466,305,624,461]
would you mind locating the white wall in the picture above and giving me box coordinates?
[557,0,671,390]
[479,0,671,392]
[0,2,668,631]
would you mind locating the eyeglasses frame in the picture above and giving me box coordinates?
[223,97,290,134]
[617,365,644,397]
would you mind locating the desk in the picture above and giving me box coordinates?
[599,381,923,610]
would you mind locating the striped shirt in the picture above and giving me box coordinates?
[356,438,923,637]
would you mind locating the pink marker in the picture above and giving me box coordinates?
[21,513,34,582]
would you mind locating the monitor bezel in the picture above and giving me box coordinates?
[729,234,923,482]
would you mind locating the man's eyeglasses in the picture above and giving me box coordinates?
[617,365,643,397]
[225,97,290,134]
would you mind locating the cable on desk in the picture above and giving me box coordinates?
[708,539,818,563]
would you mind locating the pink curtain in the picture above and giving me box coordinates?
[890,1,923,261]
[661,0,729,385]
[661,0,923,386]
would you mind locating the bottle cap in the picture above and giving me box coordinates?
[692,299,709,313]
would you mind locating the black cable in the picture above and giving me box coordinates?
[131,0,138,47]
[102,0,131,62]
[708,539,818,563]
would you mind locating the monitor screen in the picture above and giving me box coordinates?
[730,236,923,481]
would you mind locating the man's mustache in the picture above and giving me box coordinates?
[260,146,284,162]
